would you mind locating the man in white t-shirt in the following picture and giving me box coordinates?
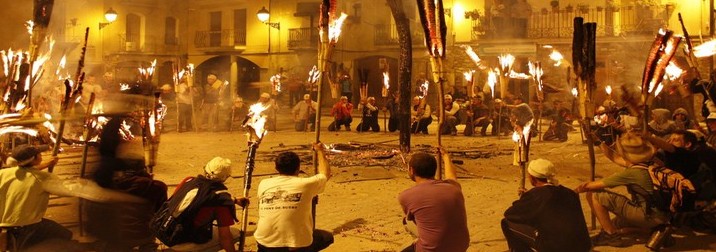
[254,143,333,251]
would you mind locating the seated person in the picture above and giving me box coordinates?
[410,96,432,134]
[440,94,461,135]
[503,159,591,252]
[464,94,491,136]
[648,108,675,138]
[357,97,380,132]
[170,157,248,252]
[292,94,317,131]
[329,96,353,131]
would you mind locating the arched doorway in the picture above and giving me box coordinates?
[195,55,260,101]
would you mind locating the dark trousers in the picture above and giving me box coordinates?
[501,219,538,252]
[358,118,380,132]
[178,103,193,131]
[6,218,73,250]
[388,117,400,132]
[257,229,334,252]
[332,117,353,130]
[411,117,433,134]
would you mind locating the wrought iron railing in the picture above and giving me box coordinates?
[373,24,425,46]
[472,4,671,40]
[194,29,247,48]
[288,27,319,50]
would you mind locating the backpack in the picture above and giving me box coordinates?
[150,177,231,246]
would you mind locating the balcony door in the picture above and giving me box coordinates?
[126,14,141,51]
[209,11,222,47]
[233,9,246,45]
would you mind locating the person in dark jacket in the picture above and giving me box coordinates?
[502,159,591,252]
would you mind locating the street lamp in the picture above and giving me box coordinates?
[257,6,280,29]
[99,7,118,30]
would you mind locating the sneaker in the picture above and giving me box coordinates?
[591,230,631,248]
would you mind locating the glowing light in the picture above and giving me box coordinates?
[605,85,612,95]
[138,59,157,80]
[571,87,578,97]
[463,70,474,82]
[383,72,390,90]
[119,83,130,91]
[549,50,564,67]
[246,103,269,141]
[25,20,34,35]
[654,83,664,97]
[665,61,684,81]
[270,73,282,93]
[694,40,716,58]
[307,65,320,83]
[1,50,8,77]
[528,61,544,91]
[512,120,533,144]
[0,126,38,137]
[487,69,497,98]
[418,80,429,99]
[509,70,531,80]
[56,54,66,77]
[498,54,515,76]
[328,13,348,43]
[462,45,482,66]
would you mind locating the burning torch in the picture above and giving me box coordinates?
[237,103,269,251]
[640,29,681,134]
[529,61,544,141]
[496,54,515,139]
[416,0,447,179]
[511,104,534,194]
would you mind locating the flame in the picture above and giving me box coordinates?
[694,40,716,58]
[383,72,390,90]
[119,83,131,91]
[148,111,156,137]
[418,80,429,99]
[487,69,497,98]
[528,61,544,91]
[270,73,282,93]
[511,120,533,144]
[654,83,664,97]
[120,120,134,141]
[1,50,8,77]
[664,61,683,81]
[25,20,34,35]
[55,54,66,77]
[605,85,612,95]
[462,45,482,66]
[0,126,38,137]
[307,65,320,83]
[463,70,474,82]
[187,63,195,74]
[138,59,157,80]
[509,70,531,80]
[571,87,578,97]
[498,54,515,76]
[328,13,348,43]
[549,50,564,66]
[246,103,269,141]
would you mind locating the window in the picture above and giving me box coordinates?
[165,17,177,45]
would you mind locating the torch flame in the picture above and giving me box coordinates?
[0,126,38,137]
[383,72,390,90]
[56,54,66,77]
[463,70,474,82]
[1,50,8,77]
[270,73,282,93]
[509,70,531,80]
[571,87,578,97]
[25,20,34,35]
[498,54,515,76]
[462,45,482,66]
[512,120,534,143]
[308,65,321,83]
[664,61,683,81]
[148,111,156,137]
[328,13,348,43]
[549,50,564,67]
[694,40,716,58]
[654,83,664,97]
[419,80,429,99]
[605,85,612,95]
[119,83,131,91]
[245,103,269,142]
[487,69,497,98]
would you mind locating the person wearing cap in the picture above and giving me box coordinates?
[672,108,695,131]
[259,92,280,131]
[0,145,69,249]
[440,94,461,136]
[254,143,334,251]
[292,94,318,131]
[648,108,676,138]
[202,73,223,131]
[502,159,591,252]
[706,108,716,147]
[398,148,469,251]
[575,132,667,247]
[464,94,491,136]
[170,157,249,252]
[357,96,380,132]
[330,96,353,131]
[410,96,432,134]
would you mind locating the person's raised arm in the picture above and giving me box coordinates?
[314,142,332,180]
[644,133,676,153]
[440,147,457,181]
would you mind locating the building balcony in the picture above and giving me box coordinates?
[473,4,671,41]
[373,24,424,46]
[115,34,182,54]
[288,27,319,50]
[194,29,246,50]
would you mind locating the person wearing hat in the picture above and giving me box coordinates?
[411,96,433,134]
[706,111,716,147]
[330,96,353,131]
[357,96,380,132]
[202,73,224,131]
[575,132,667,247]
[0,145,69,250]
[258,92,280,131]
[169,157,249,252]
[440,94,461,136]
[176,74,195,132]
[254,143,334,251]
[502,159,591,252]
[292,94,318,131]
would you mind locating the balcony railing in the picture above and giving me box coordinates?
[373,24,424,46]
[288,27,319,50]
[115,34,182,54]
[194,29,247,48]
[473,4,671,40]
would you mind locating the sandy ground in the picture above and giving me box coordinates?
[39,109,716,252]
